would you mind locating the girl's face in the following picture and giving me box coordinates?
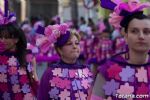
[0,32,18,52]
[58,35,80,61]
[125,18,150,52]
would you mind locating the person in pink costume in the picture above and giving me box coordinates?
[37,23,94,100]
[0,0,38,99]
[91,0,150,99]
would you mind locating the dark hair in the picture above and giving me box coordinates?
[0,23,27,67]
[0,23,37,95]
[120,11,150,33]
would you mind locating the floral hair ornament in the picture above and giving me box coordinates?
[0,0,16,25]
[36,23,70,53]
[100,0,150,29]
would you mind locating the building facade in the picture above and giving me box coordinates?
[0,0,99,23]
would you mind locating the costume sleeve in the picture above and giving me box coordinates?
[97,60,110,79]
[37,67,52,100]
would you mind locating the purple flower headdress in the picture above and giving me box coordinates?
[36,23,70,53]
[100,0,150,29]
[0,0,16,25]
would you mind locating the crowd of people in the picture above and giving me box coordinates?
[1,0,150,100]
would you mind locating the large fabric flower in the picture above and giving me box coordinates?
[36,23,69,53]
[7,56,17,66]
[0,8,16,25]
[107,0,150,29]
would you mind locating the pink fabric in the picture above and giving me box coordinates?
[44,23,69,41]
[98,21,106,33]
[109,0,150,29]
[36,23,69,53]
[109,12,123,29]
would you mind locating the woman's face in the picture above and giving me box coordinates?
[0,32,18,52]
[125,18,150,52]
[58,35,80,61]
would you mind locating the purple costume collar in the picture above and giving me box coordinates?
[111,51,150,67]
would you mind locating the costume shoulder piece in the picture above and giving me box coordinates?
[98,52,150,99]
[0,52,35,99]
[39,60,93,99]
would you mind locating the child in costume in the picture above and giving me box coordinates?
[0,0,38,99]
[91,0,150,100]
[37,23,93,100]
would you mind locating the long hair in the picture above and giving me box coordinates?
[0,23,27,67]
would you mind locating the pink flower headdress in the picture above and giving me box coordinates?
[100,0,150,29]
[36,23,69,53]
[0,0,16,25]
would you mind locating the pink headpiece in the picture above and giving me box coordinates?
[36,23,69,53]
[103,0,150,29]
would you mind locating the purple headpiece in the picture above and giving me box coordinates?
[100,0,150,29]
[55,30,70,47]
[36,23,70,53]
[0,0,16,25]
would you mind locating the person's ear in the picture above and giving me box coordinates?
[57,47,63,56]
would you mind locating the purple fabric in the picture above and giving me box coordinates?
[100,0,117,10]
[98,52,150,100]
[55,30,70,47]
[37,60,93,100]
[0,52,36,99]
[0,0,16,25]
[37,67,51,100]
[8,12,15,20]
[36,25,45,35]
[4,0,8,17]
[36,54,60,62]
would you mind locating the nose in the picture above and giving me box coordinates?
[73,43,77,49]
[138,32,144,40]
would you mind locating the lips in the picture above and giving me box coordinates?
[136,41,147,46]
[71,50,79,53]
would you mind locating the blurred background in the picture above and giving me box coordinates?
[1,0,150,79]
[0,0,149,26]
